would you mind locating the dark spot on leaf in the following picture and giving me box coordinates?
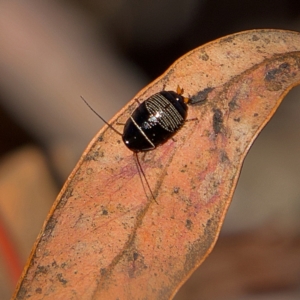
[102,210,108,215]
[100,268,107,276]
[85,150,104,161]
[57,273,68,285]
[233,117,240,122]
[222,36,234,43]
[279,62,290,70]
[206,218,212,228]
[36,265,48,275]
[228,95,239,110]
[220,150,229,163]
[52,261,58,268]
[35,287,42,294]
[17,286,27,298]
[43,217,57,240]
[64,188,73,200]
[212,108,223,134]
[252,35,259,41]
[186,219,193,230]
[133,252,139,261]
[190,87,214,105]
[180,165,188,172]
[200,52,209,61]
[253,113,259,117]
[57,188,73,209]
[265,69,278,81]
[265,62,290,81]
[266,81,282,91]
[173,187,180,194]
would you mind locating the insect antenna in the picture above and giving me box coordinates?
[80,96,122,136]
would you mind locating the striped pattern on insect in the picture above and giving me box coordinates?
[122,86,190,152]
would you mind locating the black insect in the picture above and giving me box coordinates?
[122,86,190,152]
[81,86,191,201]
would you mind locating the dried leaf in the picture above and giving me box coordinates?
[13,29,300,300]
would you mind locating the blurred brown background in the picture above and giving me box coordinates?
[0,1,300,299]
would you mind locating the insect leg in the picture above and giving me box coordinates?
[133,153,158,204]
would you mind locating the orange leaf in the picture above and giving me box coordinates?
[13,29,300,299]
